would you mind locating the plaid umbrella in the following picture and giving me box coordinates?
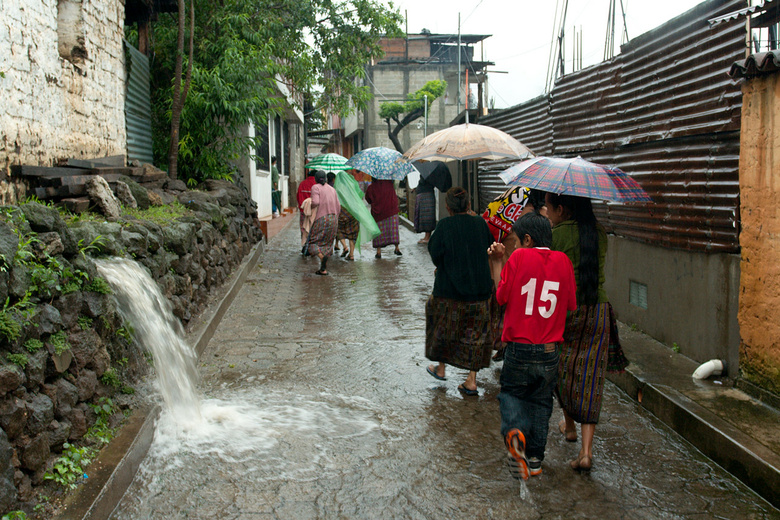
[402,123,534,162]
[499,156,652,203]
[346,147,417,180]
[306,153,350,171]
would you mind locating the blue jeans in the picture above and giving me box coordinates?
[498,342,559,461]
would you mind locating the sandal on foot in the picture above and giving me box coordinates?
[558,420,577,442]
[457,384,478,396]
[394,250,403,256]
[341,249,349,257]
[315,270,328,276]
[570,455,592,472]
[426,365,446,381]
[347,256,354,261]
[375,253,381,259]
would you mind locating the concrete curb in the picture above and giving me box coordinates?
[608,365,780,509]
[55,240,266,520]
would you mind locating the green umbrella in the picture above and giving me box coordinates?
[306,153,350,171]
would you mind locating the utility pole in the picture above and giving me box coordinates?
[457,12,461,117]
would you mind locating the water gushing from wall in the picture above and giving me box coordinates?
[96,258,202,424]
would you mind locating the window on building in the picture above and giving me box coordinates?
[255,122,270,172]
[57,0,87,64]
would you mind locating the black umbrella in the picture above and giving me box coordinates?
[413,161,452,192]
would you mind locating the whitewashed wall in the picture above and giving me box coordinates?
[0,0,127,175]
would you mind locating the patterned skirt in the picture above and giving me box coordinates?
[414,192,436,233]
[557,302,627,424]
[306,214,338,257]
[337,209,359,241]
[425,295,495,371]
[373,214,400,248]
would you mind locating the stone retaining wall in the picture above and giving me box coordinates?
[0,177,262,514]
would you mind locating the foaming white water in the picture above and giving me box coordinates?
[96,258,201,424]
[142,389,379,480]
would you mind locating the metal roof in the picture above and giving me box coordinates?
[708,0,776,25]
[729,49,780,77]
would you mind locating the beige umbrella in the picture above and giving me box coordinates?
[402,123,534,162]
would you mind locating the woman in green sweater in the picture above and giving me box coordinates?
[546,193,628,471]
[425,187,496,396]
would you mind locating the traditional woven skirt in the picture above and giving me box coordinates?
[557,302,627,424]
[337,209,359,241]
[373,214,400,248]
[306,214,338,257]
[425,295,495,371]
[414,192,436,233]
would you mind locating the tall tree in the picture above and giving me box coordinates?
[147,0,403,185]
[167,0,194,180]
[378,80,447,153]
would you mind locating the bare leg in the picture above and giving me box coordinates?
[571,422,594,470]
[348,240,355,259]
[375,248,381,258]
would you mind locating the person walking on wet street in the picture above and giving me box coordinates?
[488,212,577,479]
[297,169,317,254]
[425,187,496,396]
[308,170,341,275]
[546,193,629,471]
[414,175,437,244]
[365,178,402,258]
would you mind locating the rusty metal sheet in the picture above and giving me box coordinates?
[477,0,746,253]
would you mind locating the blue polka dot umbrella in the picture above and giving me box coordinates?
[346,147,418,180]
[306,153,350,171]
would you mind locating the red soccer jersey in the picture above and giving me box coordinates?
[495,247,577,345]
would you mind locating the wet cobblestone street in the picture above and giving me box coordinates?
[111,222,779,519]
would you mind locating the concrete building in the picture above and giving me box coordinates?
[354,32,492,152]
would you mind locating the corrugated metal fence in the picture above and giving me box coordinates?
[478,0,746,253]
[125,41,155,165]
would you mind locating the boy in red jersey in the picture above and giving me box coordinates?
[488,211,577,480]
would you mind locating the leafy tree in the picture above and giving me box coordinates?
[145,0,403,185]
[378,80,447,153]
[167,0,195,180]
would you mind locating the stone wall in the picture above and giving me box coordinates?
[738,73,780,393]
[0,178,262,514]
[0,0,127,173]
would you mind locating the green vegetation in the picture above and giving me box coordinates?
[24,338,44,353]
[0,305,23,342]
[379,80,448,153]
[116,326,134,342]
[86,398,118,445]
[124,201,192,224]
[672,342,680,353]
[100,368,121,388]
[77,316,93,330]
[6,353,28,369]
[2,511,28,520]
[135,0,403,184]
[83,277,112,295]
[43,443,94,489]
[49,331,70,356]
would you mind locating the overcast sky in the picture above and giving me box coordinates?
[390,0,705,108]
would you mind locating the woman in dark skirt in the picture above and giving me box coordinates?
[425,187,496,396]
[308,170,341,275]
[336,208,359,260]
[546,193,629,471]
[414,177,437,243]
[365,178,401,258]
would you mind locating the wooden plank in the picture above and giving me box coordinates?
[12,165,88,178]
[58,173,122,186]
[90,167,140,176]
[62,155,125,168]
[60,197,90,213]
